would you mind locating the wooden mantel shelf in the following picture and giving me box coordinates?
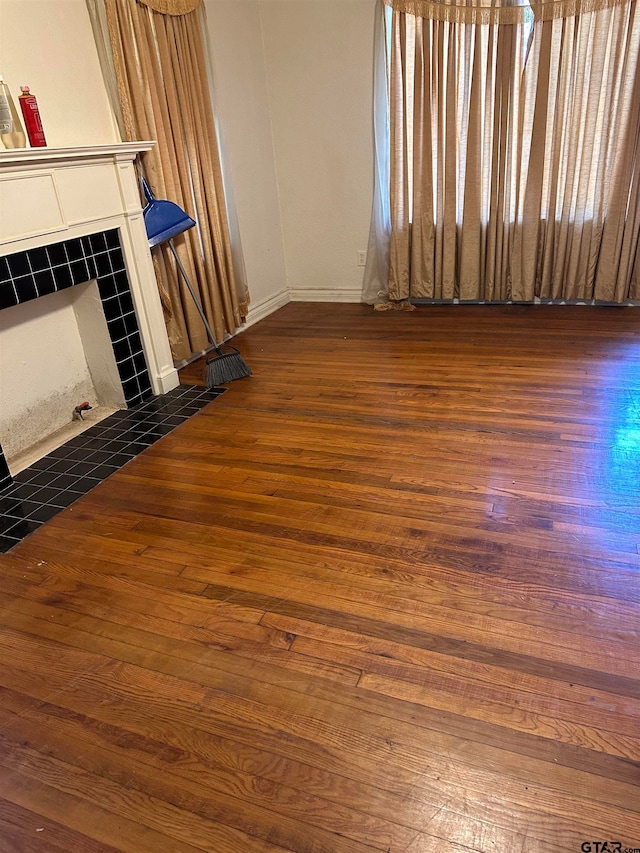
[0,141,155,170]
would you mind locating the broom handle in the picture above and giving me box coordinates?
[167,239,221,352]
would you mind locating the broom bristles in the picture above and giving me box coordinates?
[204,349,252,388]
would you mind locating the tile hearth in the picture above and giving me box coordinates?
[0,384,224,553]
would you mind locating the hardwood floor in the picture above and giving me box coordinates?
[1,302,639,853]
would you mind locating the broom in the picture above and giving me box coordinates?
[141,178,251,388]
[167,241,251,387]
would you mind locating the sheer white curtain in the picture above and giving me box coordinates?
[362,1,392,304]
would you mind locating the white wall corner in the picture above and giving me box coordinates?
[257,0,291,299]
[241,286,290,332]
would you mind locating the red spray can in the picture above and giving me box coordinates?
[18,86,46,147]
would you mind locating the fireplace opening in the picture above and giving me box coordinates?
[0,278,126,473]
[0,228,155,489]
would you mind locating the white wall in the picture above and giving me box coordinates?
[205,0,289,325]
[206,0,376,306]
[260,0,375,301]
[0,0,119,146]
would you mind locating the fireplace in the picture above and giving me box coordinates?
[0,228,151,486]
[0,143,180,491]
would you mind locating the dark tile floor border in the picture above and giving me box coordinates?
[0,384,223,553]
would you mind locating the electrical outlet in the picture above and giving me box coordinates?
[357,250,367,267]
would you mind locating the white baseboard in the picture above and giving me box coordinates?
[153,366,180,394]
[289,288,363,303]
[241,287,290,331]
[233,285,364,338]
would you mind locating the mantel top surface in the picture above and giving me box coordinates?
[0,141,155,168]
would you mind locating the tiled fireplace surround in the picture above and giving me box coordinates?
[0,228,153,491]
[0,142,182,499]
[1,144,228,551]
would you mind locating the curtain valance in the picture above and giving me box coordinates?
[136,0,201,15]
[383,0,630,23]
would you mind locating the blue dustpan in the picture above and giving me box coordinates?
[141,177,252,386]
[141,178,196,248]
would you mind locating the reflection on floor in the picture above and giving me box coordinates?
[0,384,224,552]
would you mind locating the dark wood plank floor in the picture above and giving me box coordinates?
[1,302,639,853]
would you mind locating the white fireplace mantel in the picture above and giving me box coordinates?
[0,142,179,396]
[0,142,155,169]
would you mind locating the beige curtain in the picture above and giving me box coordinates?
[103,0,249,360]
[386,0,640,303]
